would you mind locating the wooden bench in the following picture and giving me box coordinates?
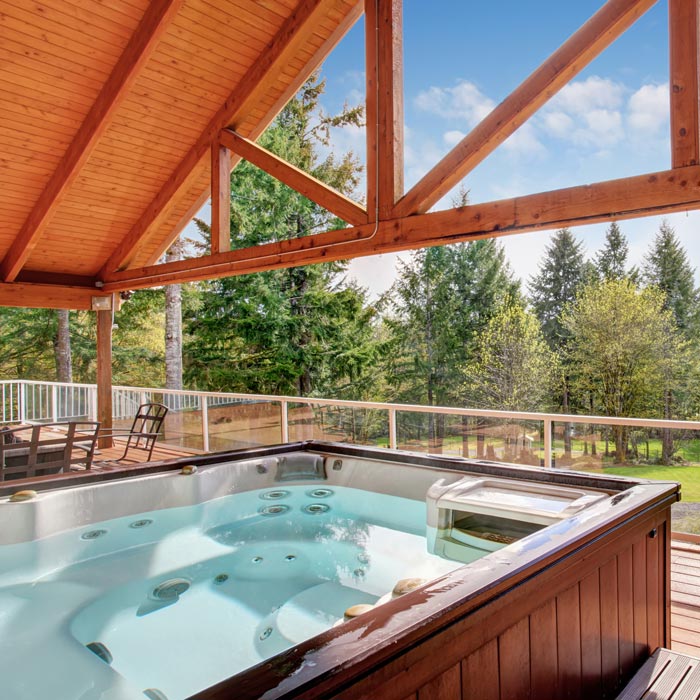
[617,648,700,699]
[0,422,100,480]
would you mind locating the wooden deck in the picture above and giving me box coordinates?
[617,648,700,699]
[93,439,194,466]
[672,536,700,657]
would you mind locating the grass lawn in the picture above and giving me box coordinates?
[600,464,700,502]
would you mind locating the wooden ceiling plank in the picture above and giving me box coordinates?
[220,128,367,226]
[99,0,359,277]
[211,141,232,254]
[0,0,183,283]
[394,0,659,218]
[0,282,94,310]
[101,165,700,291]
[670,0,700,167]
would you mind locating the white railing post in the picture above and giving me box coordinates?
[544,418,553,468]
[389,408,397,449]
[281,400,289,442]
[51,384,59,422]
[89,386,97,422]
[19,381,26,423]
[201,397,209,452]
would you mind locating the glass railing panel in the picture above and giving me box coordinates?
[204,398,283,451]
[396,412,544,463]
[287,403,389,447]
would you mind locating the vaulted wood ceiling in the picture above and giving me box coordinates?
[1,0,699,309]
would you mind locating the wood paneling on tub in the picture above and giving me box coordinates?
[324,511,670,700]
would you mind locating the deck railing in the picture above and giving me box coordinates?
[3,379,700,468]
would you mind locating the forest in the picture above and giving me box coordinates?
[2,78,700,468]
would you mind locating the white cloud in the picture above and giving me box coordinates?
[550,76,625,113]
[627,83,668,133]
[542,111,574,138]
[414,80,495,127]
[501,122,546,155]
[443,129,465,146]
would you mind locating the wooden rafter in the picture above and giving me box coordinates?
[220,129,367,226]
[0,0,183,283]
[211,142,232,254]
[98,0,356,278]
[670,0,700,167]
[393,0,658,218]
[101,166,700,291]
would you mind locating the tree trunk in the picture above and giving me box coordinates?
[661,389,674,464]
[165,242,183,416]
[562,380,572,458]
[614,426,628,463]
[54,309,72,382]
[461,415,469,458]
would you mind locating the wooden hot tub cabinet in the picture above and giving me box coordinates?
[190,446,677,700]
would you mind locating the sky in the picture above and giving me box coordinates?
[189,0,699,298]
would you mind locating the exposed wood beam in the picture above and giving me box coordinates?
[0,0,183,283]
[14,271,96,288]
[670,0,700,167]
[365,0,404,220]
[394,0,658,217]
[99,0,357,278]
[102,166,700,291]
[220,129,367,226]
[141,1,364,267]
[211,141,232,254]
[0,283,95,310]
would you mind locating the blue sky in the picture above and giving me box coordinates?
[305,0,700,297]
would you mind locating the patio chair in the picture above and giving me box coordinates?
[0,421,100,480]
[97,403,168,463]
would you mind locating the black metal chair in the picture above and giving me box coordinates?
[97,403,168,463]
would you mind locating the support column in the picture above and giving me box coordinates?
[211,140,232,254]
[96,308,113,448]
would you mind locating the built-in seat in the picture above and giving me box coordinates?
[617,648,700,699]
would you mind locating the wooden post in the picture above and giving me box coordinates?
[211,140,232,254]
[96,307,113,448]
[366,0,404,221]
[670,0,700,167]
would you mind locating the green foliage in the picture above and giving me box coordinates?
[462,298,560,411]
[562,279,685,419]
[529,228,586,347]
[0,308,57,379]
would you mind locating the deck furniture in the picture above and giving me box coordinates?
[616,648,700,699]
[0,421,100,480]
[96,403,168,463]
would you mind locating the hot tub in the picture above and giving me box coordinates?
[0,442,679,700]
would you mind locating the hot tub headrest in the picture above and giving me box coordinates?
[275,454,326,482]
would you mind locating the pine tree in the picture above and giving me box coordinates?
[528,228,587,459]
[595,222,630,281]
[528,228,586,347]
[384,239,518,451]
[184,77,378,400]
[643,220,699,334]
[643,220,700,461]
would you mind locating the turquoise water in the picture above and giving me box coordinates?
[0,486,462,700]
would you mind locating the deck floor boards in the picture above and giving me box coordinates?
[672,539,700,657]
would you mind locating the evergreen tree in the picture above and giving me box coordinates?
[528,228,587,458]
[643,220,699,334]
[384,239,518,450]
[184,77,378,399]
[643,220,700,461]
[595,222,630,281]
[528,228,586,346]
